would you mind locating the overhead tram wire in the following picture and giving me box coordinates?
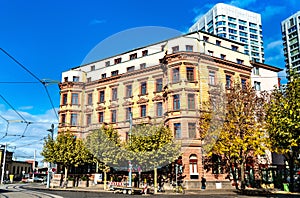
[0,115,9,139]
[0,48,59,121]
[0,94,27,123]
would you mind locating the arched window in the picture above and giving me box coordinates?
[189,154,199,179]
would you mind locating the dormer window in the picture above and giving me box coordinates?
[73,76,79,82]
[142,50,148,56]
[114,58,121,64]
[129,53,137,60]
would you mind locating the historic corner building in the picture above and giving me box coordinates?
[58,31,281,189]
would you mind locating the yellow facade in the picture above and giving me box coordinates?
[58,31,258,188]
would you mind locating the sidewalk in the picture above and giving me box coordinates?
[24,183,300,196]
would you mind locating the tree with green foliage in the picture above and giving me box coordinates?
[85,125,124,167]
[124,123,181,194]
[265,72,300,191]
[204,82,269,189]
[85,125,125,189]
[41,131,94,187]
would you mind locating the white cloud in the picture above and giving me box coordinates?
[18,106,33,110]
[192,4,214,23]
[89,19,106,25]
[266,40,283,51]
[226,0,257,8]
[0,107,58,164]
[261,6,286,19]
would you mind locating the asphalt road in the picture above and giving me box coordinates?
[1,183,300,198]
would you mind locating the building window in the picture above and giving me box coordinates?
[86,114,92,125]
[111,110,117,123]
[208,50,214,56]
[71,113,78,126]
[174,123,181,138]
[64,77,68,82]
[203,36,209,42]
[99,90,105,103]
[173,94,180,110]
[87,93,93,105]
[209,71,216,85]
[216,40,221,46]
[231,45,238,51]
[237,59,244,64]
[127,66,135,72]
[112,88,118,101]
[156,102,163,117]
[189,155,198,178]
[172,68,180,83]
[111,70,119,76]
[241,78,247,89]
[61,114,66,126]
[87,77,91,82]
[62,93,67,105]
[125,107,132,120]
[140,82,147,95]
[140,105,147,117]
[73,76,79,82]
[129,53,137,60]
[254,81,261,91]
[91,65,95,71]
[114,58,121,64]
[226,75,232,89]
[72,93,79,105]
[156,78,163,92]
[188,123,196,139]
[172,46,179,53]
[186,45,193,52]
[140,63,146,69]
[142,50,148,56]
[228,16,236,22]
[253,67,260,75]
[99,112,104,123]
[188,94,195,110]
[126,85,132,98]
[220,54,226,60]
[101,73,106,79]
[105,61,110,67]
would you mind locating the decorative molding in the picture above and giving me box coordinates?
[137,77,149,82]
[137,97,149,104]
[108,103,119,109]
[96,105,106,111]
[224,70,235,75]
[152,94,164,101]
[122,100,134,107]
[84,108,93,113]
[123,80,134,85]
[207,66,219,71]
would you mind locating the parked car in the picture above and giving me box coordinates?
[26,176,45,183]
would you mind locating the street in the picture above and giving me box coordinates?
[0,184,299,198]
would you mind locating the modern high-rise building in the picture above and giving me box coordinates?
[281,11,300,77]
[189,3,264,63]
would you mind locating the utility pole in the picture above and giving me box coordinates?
[128,112,132,187]
[1,143,7,184]
[46,124,54,188]
[33,150,36,181]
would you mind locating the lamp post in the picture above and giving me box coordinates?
[128,112,132,187]
[46,124,54,188]
[1,144,7,184]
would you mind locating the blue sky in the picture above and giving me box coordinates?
[0,0,298,163]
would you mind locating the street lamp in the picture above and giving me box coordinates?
[0,144,7,184]
[46,124,54,188]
